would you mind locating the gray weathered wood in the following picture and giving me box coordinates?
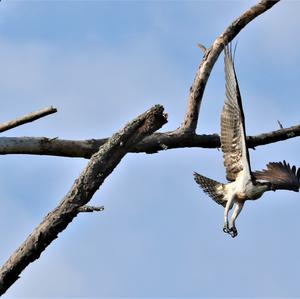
[180,0,281,133]
[0,106,57,133]
[0,105,167,295]
[0,123,298,157]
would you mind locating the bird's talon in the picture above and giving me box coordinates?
[223,225,230,233]
[229,227,238,238]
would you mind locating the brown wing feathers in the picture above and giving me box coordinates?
[253,161,300,192]
[221,45,252,181]
[193,172,226,207]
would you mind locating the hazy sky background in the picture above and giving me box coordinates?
[0,0,300,298]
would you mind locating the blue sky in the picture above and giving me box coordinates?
[1,0,300,297]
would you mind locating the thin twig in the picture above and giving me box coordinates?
[78,205,104,213]
[197,43,207,54]
[0,106,57,133]
[0,105,167,295]
[180,0,280,134]
[277,120,284,129]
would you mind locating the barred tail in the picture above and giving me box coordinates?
[193,172,226,207]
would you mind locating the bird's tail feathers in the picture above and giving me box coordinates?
[193,172,226,207]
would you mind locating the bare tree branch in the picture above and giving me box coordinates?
[180,0,281,134]
[247,124,300,148]
[0,105,167,295]
[0,106,57,133]
[0,0,287,295]
[0,123,298,158]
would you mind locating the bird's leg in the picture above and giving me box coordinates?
[223,196,234,234]
[229,202,244,238]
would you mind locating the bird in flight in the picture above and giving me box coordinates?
[194,45,300,238]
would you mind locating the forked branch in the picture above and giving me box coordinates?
[0,105,167,295]
[0,0,288,295]
[180,0,280,134]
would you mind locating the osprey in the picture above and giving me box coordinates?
[194,46,300,238]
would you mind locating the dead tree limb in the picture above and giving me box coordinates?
[0,106,57,133]
[0,123,298,158]
[180,0,281,134]
[0,105,167,295]
[0,0,288,295]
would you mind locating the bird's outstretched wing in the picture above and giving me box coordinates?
[221,45,252,182]
[253,161,300,192]
[193,172,226,207]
